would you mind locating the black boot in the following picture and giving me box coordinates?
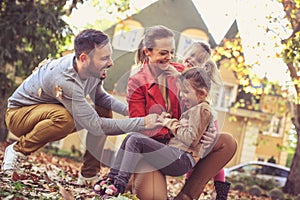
[214,181,231,200]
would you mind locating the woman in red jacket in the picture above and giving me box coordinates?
[126,25,237,200]
[127,25,184,142]
[125,25,184,200]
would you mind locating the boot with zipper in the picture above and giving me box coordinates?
[214,181,231,200]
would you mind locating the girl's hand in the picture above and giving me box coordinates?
[164,64,180,76]
[201,127,217,148]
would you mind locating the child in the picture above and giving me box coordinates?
[181,41,212,70]
[184,45,230,199]
[94,68,219,197]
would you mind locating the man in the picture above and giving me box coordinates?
[2,29,160,175]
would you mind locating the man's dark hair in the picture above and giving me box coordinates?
[74,29,110,59]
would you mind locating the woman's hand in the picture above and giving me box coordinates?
[201,127,217,148]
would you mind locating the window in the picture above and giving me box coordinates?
[261,166,289,177]
[269,116,282,135]
[211,83,237,111]
[112,20,144,52]
[262,115,283,136]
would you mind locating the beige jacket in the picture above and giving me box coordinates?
[164,101,213,161]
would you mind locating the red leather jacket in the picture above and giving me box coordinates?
[127,62,185,140]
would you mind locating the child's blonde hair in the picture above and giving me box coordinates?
[178,67,211,94]
[202,58,222,86]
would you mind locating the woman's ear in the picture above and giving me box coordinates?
[144,48,150,57]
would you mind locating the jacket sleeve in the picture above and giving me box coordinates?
[58,79,145,136]
[127,77,167,138]
[168,104,212,147]
[94,83,128,116]
[127,77,148,118]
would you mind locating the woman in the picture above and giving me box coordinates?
[127,25,237,200]
[127,25,184,200]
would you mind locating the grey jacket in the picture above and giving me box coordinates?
[8,53,145,136]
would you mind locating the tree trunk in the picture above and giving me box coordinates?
[0,72,14,141]
[283,104,300,194]
[283,135,300,194]
[0,97,9,141]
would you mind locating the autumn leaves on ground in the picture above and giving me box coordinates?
[0,141,272,200]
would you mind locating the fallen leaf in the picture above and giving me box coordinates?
[57,182,74,200]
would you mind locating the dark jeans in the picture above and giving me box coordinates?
[108,132,194,187]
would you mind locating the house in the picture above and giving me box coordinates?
[22,0,291,168]
[215,52,291,167]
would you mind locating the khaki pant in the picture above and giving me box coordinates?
[5,104,75,155]
[5,103,112,180]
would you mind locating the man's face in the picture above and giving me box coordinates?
[86,43,113,80]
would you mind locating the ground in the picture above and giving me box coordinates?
[0,140,273,200]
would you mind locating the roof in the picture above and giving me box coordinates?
[228,160,290,171]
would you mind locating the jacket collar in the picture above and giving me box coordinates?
[141,62,157,87]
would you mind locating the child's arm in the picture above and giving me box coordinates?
[164,64,181,77]
[161,104,212,147]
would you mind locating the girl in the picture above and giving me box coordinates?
[181,41,212,70]
[183,42,230,199]
[96,67,218,198]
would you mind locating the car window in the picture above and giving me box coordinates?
[232,163,289,178]
[237,164,263,174]
[261,166,289,177]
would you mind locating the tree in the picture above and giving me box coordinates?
[0,0,84,140]
[213,0,300,195]
[0,0,133,141]
[279,0,300,195]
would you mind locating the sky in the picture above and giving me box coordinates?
[64,0,292,84]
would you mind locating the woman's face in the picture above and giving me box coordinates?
[145,36,175,72]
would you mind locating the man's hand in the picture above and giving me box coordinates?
[156,112,172,126]
[144,114,163,129]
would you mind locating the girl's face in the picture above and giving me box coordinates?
[183,45,206,69]
[179,80,205,109]
[145,37,175,72]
